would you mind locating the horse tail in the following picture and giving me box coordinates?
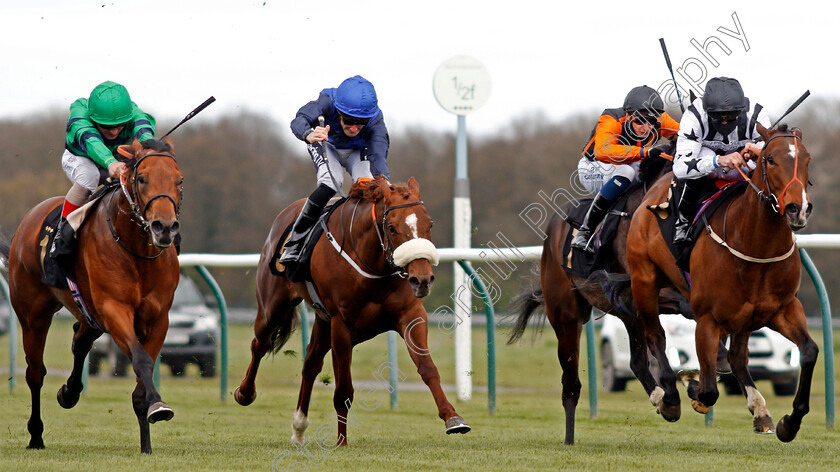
[506,270,545,344]
[577,270,636,318]
[268,308,301,355]
[0,226,10,273]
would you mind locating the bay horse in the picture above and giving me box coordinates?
[0,138,183,454]
[507,152,688,445]
[235,175,470,446]
[627,124,816,441]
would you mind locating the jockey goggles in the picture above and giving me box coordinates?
[708,111,739,123]
[339,112,371,126]
[632,112,659,126]
[96,121,128,131]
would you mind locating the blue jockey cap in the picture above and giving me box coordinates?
[334,75,380,119]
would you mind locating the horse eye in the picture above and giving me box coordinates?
[137,175,147,184]
[388,224,397,234]
[766,156,775,165]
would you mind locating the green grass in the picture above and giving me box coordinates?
[1,319,838,471]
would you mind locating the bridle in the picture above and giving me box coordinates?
[107,151,183,259]
[342,198,425,279]
[731,133,803,214]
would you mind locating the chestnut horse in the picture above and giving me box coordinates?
[507,153,688,445]
[627,124,816,441]
[235,176,470,446]
[0,139,182,454]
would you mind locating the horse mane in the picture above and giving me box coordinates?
[140,139,172,153]
[348,175,412,201]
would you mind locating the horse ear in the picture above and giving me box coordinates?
[791,127,804,141]
[163,136,175,152]
[408,176,420,194]
[755,122,771,142]
[132,138,144,155]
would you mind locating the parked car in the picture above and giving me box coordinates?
[600,314,800,396]
[88,274,218,377]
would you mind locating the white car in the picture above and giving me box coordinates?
[600,314,800,396]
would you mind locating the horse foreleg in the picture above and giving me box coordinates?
[768,301,819,443]
[57,321,102,409]
[629,272,679,421]
[726,331,775,434]
[20,318,50,449]
[398,312,469,436]
[551,316,582,446]
[330,321,354,447]
[694,316,722,411]
[292,317,331,444]
[624,318,659,396]
[106,307,171,454]
[235,305,286,407]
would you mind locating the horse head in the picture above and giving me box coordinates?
[357,176,439,298]
[122,138,184,248]
[755,123,812,230]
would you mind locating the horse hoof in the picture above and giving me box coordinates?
[56,384,80,409]
[147,401,174,424]
[690,400,711,414]
[775,415,799,442]
[234,387,256,406]
[445,416,471,434]
[753,415,775,434]
[658,401,681,422]
[27,439,46,450]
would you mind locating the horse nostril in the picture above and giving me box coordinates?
[785,203,801,217]
[429,275,435,286]
[409,276,420,288]
[805,202,813,217]
[170,221,180,234]
[151,220,164,235]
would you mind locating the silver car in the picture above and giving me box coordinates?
[600,313,800,396]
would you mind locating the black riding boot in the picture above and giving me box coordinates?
[279,184,336,265]
[570,194,612,253]
[49,217,77,261]
[673,180,701,245]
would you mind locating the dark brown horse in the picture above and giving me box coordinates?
[627,124,816,441]
[235,175,469,446]
[507,153,687,445]
[0,139,183,454]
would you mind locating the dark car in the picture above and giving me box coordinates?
[88,274,218,377]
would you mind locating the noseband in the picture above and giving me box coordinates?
[761,133,804,214]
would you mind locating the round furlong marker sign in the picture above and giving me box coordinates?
[432,55,491,115]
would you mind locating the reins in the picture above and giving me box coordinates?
[703,133,803,263]
[326,197,424,279]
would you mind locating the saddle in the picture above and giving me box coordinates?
[561,182,639,279]
[646,179,747,274]
[269,197,348,283]
[39,179,119,289]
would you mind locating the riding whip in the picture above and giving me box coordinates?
[770,90,810,129]
[310,115,347,197]
[659,38,685,113]
[162,96,216,138]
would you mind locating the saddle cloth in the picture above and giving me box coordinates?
[647,179,747,273]
[561,181,640,279]
[269,197,348,283]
